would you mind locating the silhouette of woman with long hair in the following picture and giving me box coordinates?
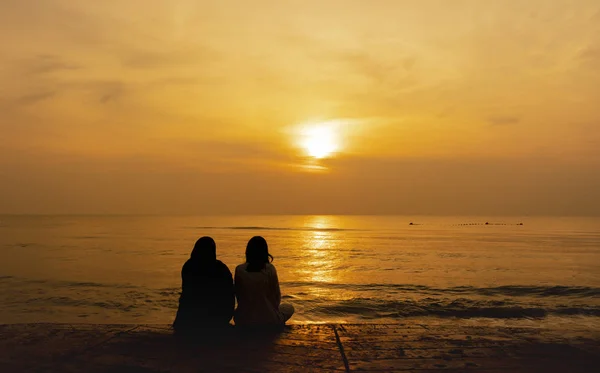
[234,236,294,327]
[173,237,234,334]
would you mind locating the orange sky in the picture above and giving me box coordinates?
[1,0,599,215]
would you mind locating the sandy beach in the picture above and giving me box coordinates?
[2,320,599,372]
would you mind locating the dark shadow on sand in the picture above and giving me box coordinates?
[172,325,290,372]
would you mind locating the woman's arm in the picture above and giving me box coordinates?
[180,261,189,293]
[234,268,242,304]
[271,265,282,308]
[221,264,235,318]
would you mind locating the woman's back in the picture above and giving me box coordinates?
[179,259,234,310]
[234,263,283,325]
[173,237,234,332]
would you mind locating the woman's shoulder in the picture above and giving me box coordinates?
[181,259,197,274]
[215,260,232,274]
[265,263,278,273]
[235,262,275,275]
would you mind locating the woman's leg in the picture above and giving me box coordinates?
[279,303,295,323]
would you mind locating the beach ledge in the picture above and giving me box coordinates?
[1,322,599,372]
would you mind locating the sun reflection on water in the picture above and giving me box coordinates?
[304,231,333,283]
[298,216,347,299]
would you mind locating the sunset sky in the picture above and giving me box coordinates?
[1,0,599,215]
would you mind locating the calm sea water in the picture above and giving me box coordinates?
[0,215,599,327]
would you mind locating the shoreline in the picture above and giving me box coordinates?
[2,322,599,372]
[2,314,599,328]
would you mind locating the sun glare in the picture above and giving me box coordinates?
[299,123,340,159]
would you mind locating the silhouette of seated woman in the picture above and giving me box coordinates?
[234,236,294,328]
[173,237,234,334]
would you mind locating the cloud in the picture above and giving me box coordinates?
[15,91,56,106]
[593,8,600,23]
[580,45,600,64]
[487,116,521,126]
[284,33,418,85]
[332,50,415,85]
[99,94,117,104]
[23,55,81,75]
[120,46,220,69]
[97,82,125,104]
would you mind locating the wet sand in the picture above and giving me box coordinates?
[1,322,599,372]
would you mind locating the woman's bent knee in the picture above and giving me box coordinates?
[280,303,295,322]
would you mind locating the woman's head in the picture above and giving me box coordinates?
[245,236,273,272]
[190,236,216,263]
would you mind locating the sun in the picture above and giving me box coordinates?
[299,123,340,159]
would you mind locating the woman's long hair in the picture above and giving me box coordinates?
[189,236,217,270]
[245,236,273,272]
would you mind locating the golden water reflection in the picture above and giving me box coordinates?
[298,216,348,300]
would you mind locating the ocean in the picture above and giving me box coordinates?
[1,215,599,328]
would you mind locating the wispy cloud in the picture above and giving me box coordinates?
[283,33,418,86]
[580,45,600,65]
[22,55,81,75]
[119,46,220,69]
[15,91,56,106]
[487,116,521,126]
[96,82,125,104]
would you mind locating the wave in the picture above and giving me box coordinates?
[309,298,600,319]
[1,276,139,289]
[14,293,600,320]
[457,285,600,298]
[282,282,600,298]
[8,275,599,299]
[4,276,599,321]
